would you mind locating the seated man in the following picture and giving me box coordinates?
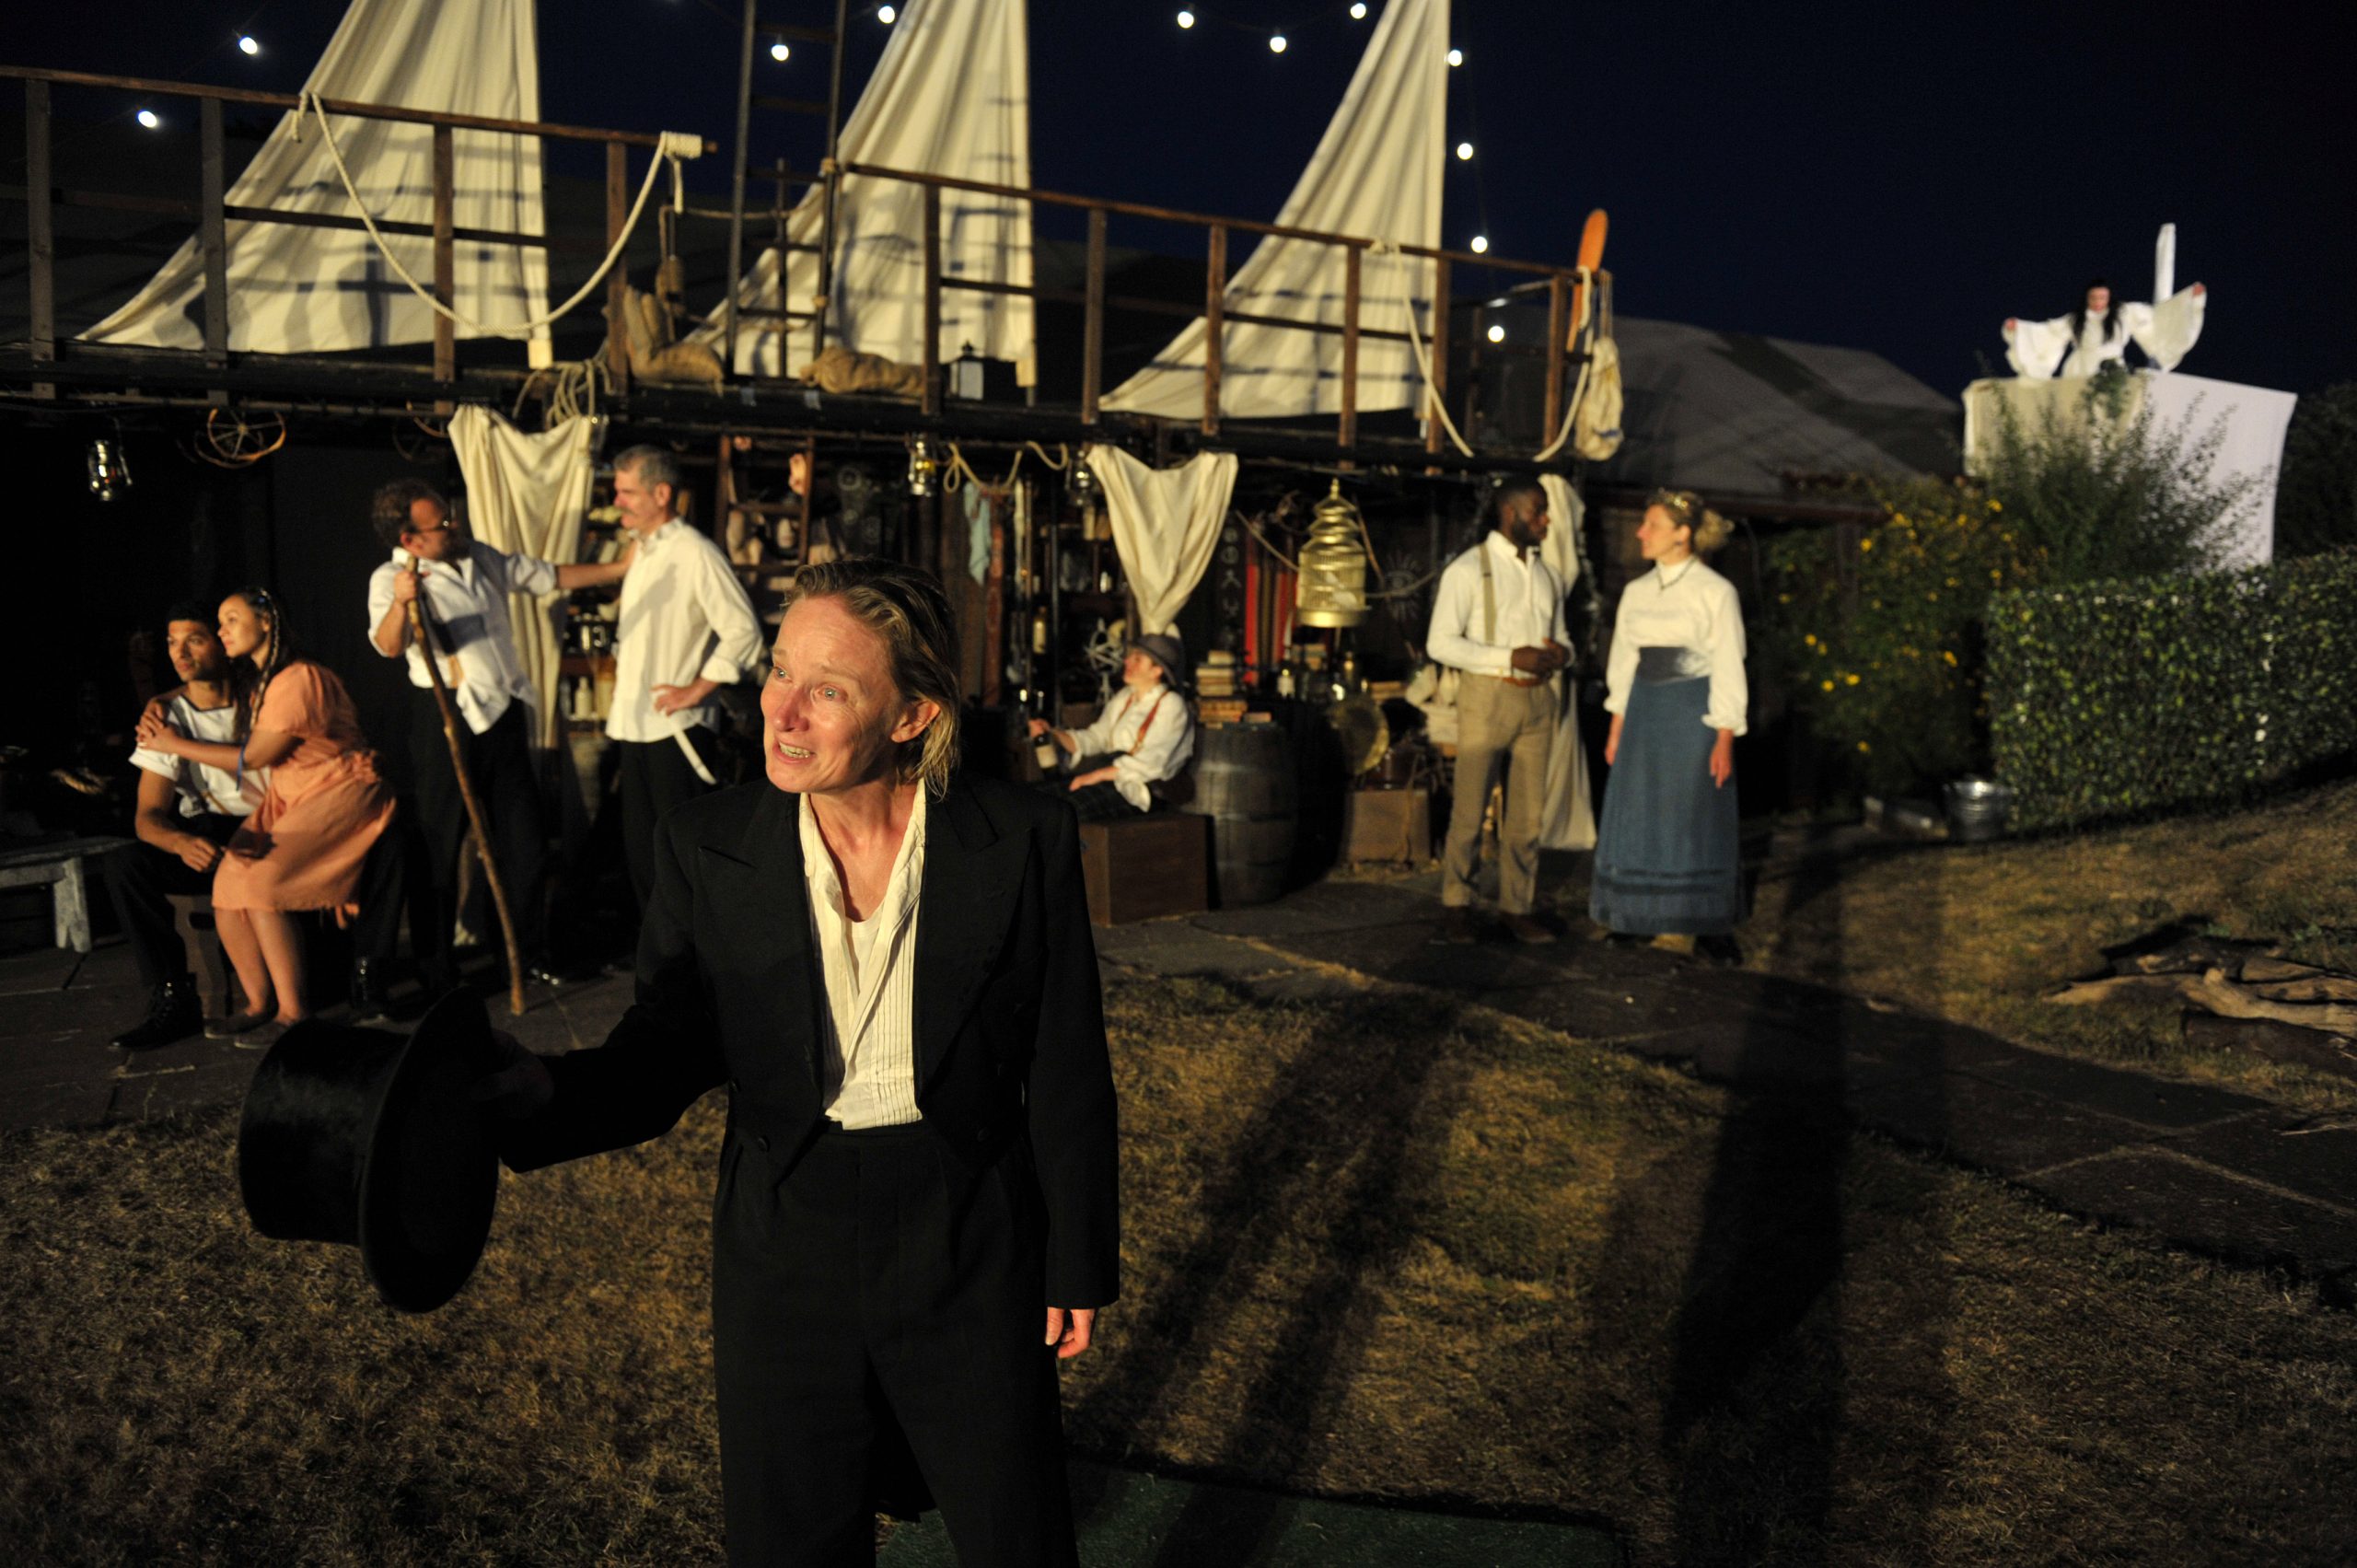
[102,605,256,1049]
[1028,632,1196,822]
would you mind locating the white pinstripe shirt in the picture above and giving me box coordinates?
[798,793,926,1129]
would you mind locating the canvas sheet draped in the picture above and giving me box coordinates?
[1536,475,1596,851]
[81,0,550,353]
[692,0,1033,380]
[1961,371,2295,567]
[449,406,598,749]
[1083,447,1238,638]
[1103,0,1448,420]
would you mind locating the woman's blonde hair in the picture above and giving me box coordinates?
[1648,489,1734,555]
[780,558,963,796]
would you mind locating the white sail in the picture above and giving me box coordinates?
[1104,0,1449,420]
[80,0,550,354]
[693,0,1034,381]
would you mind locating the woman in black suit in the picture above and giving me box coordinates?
[485,559,1119,1567]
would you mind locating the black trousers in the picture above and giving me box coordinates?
[412,698,548,958]
[617,730,723,910]
[101,810,417,987]
[713,1122,1076,1568]
[99,813,244,987]
[1041,755,1148,824]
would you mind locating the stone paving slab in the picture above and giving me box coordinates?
[1093,921,1293,981]
[1956,1047,2268,1132]
[1818,1057,2170,1181]
[2161,1114,2357,1214]
[1190,881,1440,939]
[2033,1151,2357,1281]
[880,1458,1620,1568]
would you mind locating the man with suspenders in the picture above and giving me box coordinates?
[1422,482,1571,944]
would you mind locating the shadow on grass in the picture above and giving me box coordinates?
[1602,827,1955,1564]
[1069,978,1620,1563]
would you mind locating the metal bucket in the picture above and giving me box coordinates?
[1944,777,2013,843]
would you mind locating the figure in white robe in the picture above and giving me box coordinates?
[2003,278,2207,379]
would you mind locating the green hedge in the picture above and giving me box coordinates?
[1986,549,2357,830]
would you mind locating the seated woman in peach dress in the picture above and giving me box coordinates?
[135,587,394,1046]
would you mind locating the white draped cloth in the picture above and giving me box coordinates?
[1535,476,1596,851]
[691,0,1033,380]
[448,406,598,748]
[82,0,549,353]
[2003,287,2205,378]
[1082,447,1238,637]
[1103,0,1448,419]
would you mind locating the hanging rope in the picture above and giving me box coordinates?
[298,90,702,340]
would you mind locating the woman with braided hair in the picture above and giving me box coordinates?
[135,587,394,1045]
[1590,491,1748,953]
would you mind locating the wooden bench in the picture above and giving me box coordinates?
[1078,812,1209,926]
[0,836,134,954]
[166,892,237,1016]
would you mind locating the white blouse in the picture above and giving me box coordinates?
[1603,558,1749,735]
[2003,286,2206,379]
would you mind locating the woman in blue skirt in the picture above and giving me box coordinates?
[1591,490,1747,951]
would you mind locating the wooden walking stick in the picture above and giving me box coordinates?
[401,567,528,1017]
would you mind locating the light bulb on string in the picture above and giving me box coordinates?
[770,40,789,61]
[238,35,261,56]
[1177,8,1194,27]
[1469,235,1489,254]
[136,109,161,130]
[1448,47,1464,67]
[1270,33,1287,53]
[877,4,896,23]
[1455,141,1473,161]
[1486,323,1506,344]
[1350,2,1367,17]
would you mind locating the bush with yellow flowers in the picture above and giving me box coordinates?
[1762,476,2047,796]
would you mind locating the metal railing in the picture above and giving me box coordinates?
[6,65,715,396]
[8,64,1602,458]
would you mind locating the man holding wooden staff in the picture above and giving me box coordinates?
[366,480,632,985]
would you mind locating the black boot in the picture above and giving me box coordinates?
[113,976,203,1051]
[351,958,396,1028]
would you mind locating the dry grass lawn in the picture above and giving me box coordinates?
[5,973,2355,1565]
[1745,779,2357,1113]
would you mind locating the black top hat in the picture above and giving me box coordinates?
[237,988,503,1314]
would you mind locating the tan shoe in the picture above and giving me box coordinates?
[1503,912,1559,945]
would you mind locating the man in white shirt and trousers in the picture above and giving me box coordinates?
[1425,481,1572,945]
[602,445,766,912]
[368,480,632,983]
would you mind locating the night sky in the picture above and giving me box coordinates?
[11,0,2351,397]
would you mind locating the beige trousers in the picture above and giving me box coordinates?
[1441,676,1557,913]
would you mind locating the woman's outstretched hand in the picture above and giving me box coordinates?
[1710,730,1736,789]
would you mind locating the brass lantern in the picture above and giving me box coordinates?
[906,434,942,498]
[1295,480,1368,628]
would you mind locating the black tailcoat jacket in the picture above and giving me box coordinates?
[499,770,1121,1309]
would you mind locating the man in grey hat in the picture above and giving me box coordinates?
[1028,632,1195,821]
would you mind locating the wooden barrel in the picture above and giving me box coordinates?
[1187,724,1296,908]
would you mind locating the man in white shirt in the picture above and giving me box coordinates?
[1028,632,1196,820]
[367,480,632,981]
[602,445,765,911]
[1423,481,1571,945]
[102,605,253,1048]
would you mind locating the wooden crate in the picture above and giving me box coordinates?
[1342,789,1432,864]
[1079,813,1210,926]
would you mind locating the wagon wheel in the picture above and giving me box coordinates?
[394,414,450,466]
[198,407,287,467]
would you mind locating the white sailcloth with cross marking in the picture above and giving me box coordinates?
[79,0,550,353]
[1103,0,1448,420]
[691,0,1034,381]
